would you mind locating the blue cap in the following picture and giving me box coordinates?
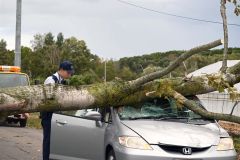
[59,61,74,75]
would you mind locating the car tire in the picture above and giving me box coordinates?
[0,120,7,126]
[7,119,12,124]
[20,119,27,127]
[107,150,116,160]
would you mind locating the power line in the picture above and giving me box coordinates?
[117,0,240,27]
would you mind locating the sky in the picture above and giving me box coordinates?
[0,0,239,59]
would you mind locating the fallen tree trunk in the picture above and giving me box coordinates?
[2,39,240,124]
[0,39,222,115]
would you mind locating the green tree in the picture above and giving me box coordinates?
[44,32,55,46]
[31,34,45,51]
[21,46,33,76]
[61,37,95,75]
[0,39,13,65]
[56,32,64,48]
[70,69,101,86]
[119,66,136,80]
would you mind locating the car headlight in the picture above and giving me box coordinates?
[118,136,152,150]
[216,138,234,151]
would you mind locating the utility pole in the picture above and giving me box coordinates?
[14,0,22,67]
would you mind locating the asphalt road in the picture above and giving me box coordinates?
[0,125,42,160]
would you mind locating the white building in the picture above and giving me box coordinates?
[188,60,240,116]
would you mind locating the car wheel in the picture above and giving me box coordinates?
[0,120,7,126]
[7,119,12,124]
[20,119,27,127]
[107,150,116,160]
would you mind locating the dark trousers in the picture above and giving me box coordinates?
[41,118,52,160]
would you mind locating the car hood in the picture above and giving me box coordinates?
[121,120,222,148]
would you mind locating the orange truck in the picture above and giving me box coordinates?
[0,66,29,127]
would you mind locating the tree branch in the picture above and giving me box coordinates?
[130,39,223,88]
[170,90,240,124]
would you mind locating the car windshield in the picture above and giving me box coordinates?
[0,73,29,88]
[118,97,213,124]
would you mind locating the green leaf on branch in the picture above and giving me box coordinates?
[206,73,240,101]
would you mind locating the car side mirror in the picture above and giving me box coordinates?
[85,111,101,121]
[84,111,103,127]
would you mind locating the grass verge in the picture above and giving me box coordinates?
[27,113,42,129]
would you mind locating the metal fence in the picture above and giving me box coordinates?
[197,92,240,116]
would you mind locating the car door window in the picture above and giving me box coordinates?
[61,108,99,118]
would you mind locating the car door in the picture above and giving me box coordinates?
[50,109,106,160]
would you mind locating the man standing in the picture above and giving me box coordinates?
[41,61,74,160]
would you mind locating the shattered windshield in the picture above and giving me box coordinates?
[118,97,213,123]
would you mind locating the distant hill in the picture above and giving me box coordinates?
[118,48,240,77]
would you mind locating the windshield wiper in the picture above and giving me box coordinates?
[128,116,159,120]
[155,117,210,125]
[125,116,211,122]
[128,115,187,121]
[156,117,189,121]
[126,115,172,120]
[187,117,214,122]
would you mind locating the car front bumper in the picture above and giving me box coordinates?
[115,145,237,160]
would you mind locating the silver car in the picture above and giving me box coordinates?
[50,96,237,160]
